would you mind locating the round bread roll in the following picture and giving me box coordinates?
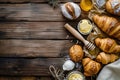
[69,45,84,62]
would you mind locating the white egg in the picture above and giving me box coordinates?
[61,2,81,20]
[63,60,75,71]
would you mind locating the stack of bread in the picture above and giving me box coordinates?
[68,0,120,77]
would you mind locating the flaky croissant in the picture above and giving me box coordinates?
[95,38,120,53]
[82,58,101,76]
[93,14,120,40]
[96,52,119,64]
[106,0,120,16]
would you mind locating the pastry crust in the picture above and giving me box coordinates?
[95,38,120,53]
[96,52,119,64]
[106,0,120,16]
[93,14,120,40]
[69,45,84,62]
[82,58,101,76]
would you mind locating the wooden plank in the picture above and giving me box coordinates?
[0,58,64,76]
[0,40,73,57]
[0,77,92,80]
[0,77,37,80]
[0,0,80,3]
[0,22,76,39]
[0,4,88,21]
[39,77,52,80]
[0,77,52,80]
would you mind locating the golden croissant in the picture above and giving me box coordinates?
[93,14,120,40]
[96,52,119,64]
[95,38,120,53]
[106,0,120,16]
[82,58,101,76]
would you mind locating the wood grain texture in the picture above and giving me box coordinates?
[0,0,91,79]
[0,40,73,57]
[0,58,64,76]
[0,22,76,39]
[0,76,91,80]
[0,0,80,3]
[0,77,37,80]
[0,4,88,21]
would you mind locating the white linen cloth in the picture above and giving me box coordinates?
[97,59,120,80]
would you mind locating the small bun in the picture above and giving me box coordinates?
[69,45,84,62]
[61,2,81,20]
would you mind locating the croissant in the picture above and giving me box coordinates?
[93,14,120,40]
[96,52,119,64]
[82,58,101,76]
[106,0,120,16]
[95,38,120,53]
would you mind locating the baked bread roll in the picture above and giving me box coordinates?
[65,2,76,19]
[93,14,120,40]
[69,45,84,62]
[106,0,120,16]
[82,58,101,76]
[95,38,120,53]
[96,52,119,64]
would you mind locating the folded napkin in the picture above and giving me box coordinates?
[97,59,120,80]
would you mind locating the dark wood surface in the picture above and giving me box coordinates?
[0,40,73,57]
[0,3,87,21]
[0,0,80,3]
[0,77,52,80]
[0,58,64,76]
[0,0,91,80]
[0,22,73,39]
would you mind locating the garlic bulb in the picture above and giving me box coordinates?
[63,60,75,71]
[61,2,81,20]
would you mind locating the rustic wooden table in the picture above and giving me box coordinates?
[0,0,90,80]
